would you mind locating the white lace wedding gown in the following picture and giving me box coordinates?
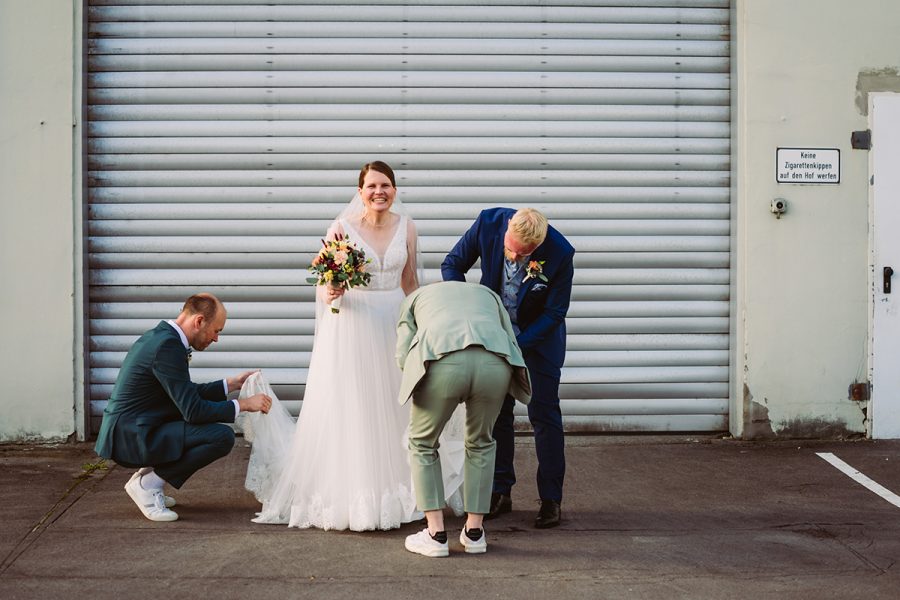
[241,216,464,531]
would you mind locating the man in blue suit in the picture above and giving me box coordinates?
[95,293,271,522]
[442,208,574,528]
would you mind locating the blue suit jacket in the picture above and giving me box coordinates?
[441,207,575,376]
[94,321,236,466]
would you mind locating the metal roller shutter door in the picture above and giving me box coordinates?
[86,0,731,433]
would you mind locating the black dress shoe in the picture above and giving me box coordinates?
[534,499,561,529]
[485,492,512,520]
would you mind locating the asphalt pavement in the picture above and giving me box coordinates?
[2,435,900,599]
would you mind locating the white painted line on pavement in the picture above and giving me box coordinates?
[817,452,900,509]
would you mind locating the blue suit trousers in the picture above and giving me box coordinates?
[491,368,565,502]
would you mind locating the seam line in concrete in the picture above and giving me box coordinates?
[0,463,115,577]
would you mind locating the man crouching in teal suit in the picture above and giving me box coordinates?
[95,293,272,522]
[397,281,531,557]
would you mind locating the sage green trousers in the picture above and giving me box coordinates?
[408,346,512,514]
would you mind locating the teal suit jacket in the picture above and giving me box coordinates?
[396,281,531,405]
[94,321,236,467]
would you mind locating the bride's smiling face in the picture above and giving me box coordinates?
[359,170,396,215]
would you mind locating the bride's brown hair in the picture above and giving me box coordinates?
[358,161,396,188]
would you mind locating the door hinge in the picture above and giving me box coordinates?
[851,129,871,150]
[849,382,871,401]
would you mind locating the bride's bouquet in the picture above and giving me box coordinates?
[307,234,372,313]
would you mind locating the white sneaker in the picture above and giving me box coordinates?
[459,527,487,554]
[124,472,178,522]
[404,528,449,557]
[132,470,175,507]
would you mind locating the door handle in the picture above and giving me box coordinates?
[886,266,895,294]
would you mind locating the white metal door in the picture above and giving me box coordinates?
[86,0,731,434]
[872,93,900,439]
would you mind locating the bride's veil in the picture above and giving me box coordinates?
[238,372,295,504]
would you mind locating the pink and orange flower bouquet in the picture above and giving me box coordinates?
[307,234,372,313]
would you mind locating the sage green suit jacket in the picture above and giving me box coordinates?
[396,281,531,405]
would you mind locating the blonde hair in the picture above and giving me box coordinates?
[508,208,548,246]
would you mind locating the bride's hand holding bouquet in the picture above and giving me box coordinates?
[307,233,372,313]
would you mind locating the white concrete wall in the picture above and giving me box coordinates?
[4,0,899,441]
[732,0,900,438]
[0,1,78,441]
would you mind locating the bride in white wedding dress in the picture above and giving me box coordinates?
[241,162,463,531]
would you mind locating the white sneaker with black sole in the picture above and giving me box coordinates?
[404,528,449,557]
[459,527,487,554]
[124,471,178,522]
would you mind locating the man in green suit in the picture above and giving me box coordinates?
[94,293,272,522]
[397,281,531,557]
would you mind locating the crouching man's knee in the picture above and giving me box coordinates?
[209,424,236,458]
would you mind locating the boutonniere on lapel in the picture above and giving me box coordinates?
[523,260,548,282]
[186,348,193,364]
